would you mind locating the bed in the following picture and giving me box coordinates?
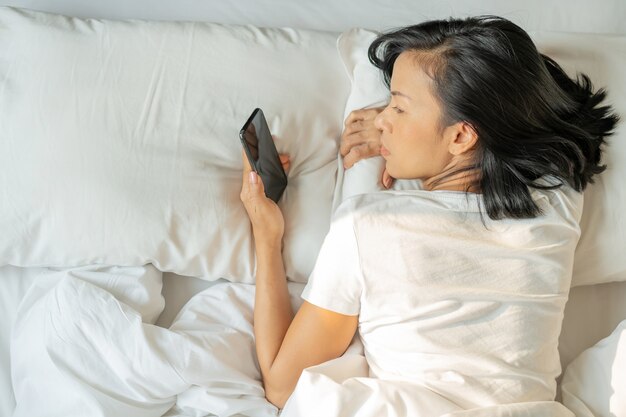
[0,1,625,416]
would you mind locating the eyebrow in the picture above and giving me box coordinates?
[390,91,412,100]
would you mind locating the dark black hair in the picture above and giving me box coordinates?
[368,16,620,220]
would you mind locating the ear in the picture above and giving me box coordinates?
[445,122,478,156]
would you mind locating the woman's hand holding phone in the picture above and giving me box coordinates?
[240,147,290,248]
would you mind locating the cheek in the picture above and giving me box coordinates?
[397,128,445,172]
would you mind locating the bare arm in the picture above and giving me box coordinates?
[262,300,357,408]
[240,149,358,409]
[253,240,293,384]
[254,240,357,408]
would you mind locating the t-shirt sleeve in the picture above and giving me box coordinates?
[301,204,362,316]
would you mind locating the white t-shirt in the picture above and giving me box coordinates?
[301,186,582,407]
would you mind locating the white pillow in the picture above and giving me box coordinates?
[0,6,349,283]
[561,319,626,417]
[331,28,422,213]
[334,28,626,287]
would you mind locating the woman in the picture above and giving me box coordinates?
[240,16,619,410]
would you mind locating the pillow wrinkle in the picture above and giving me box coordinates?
[0,6,350,283]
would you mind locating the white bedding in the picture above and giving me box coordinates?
[1,264,164,417]
[2,270,581,417]
[0,267,47,417]
[0,6,348,283]
[284,358,575,417]
[2,1,626,416]
[8,270,304,417]
[3,268,626,416]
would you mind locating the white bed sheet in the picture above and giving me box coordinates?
[4,267,625,416]
[4,272,625,416]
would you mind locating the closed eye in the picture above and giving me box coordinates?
[392,106,404,114]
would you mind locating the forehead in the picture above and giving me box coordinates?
[391,52,439,103]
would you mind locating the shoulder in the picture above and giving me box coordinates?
[332,185,583,237]
[530,182,584,227]
[333,189,483,220]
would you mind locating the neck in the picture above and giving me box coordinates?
[422,159,481,193]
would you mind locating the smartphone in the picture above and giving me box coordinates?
[239,108,288,203]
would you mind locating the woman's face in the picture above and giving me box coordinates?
[374,51,455,181]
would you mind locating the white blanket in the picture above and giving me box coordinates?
[282,355,574,417]
[9,265,165,417]
[10,273,577,416]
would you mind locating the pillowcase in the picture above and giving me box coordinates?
[534,33,626,287]
[561,319,626,417]
[331,28,422,213]
[334,28,626,287]
[0,6,350,283]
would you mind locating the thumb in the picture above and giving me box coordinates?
[248,171,265,194]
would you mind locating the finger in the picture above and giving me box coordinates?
[243,168,266,201]
[279,153,290,173]
[343,117,381,139]
[343,106,386,127]
[382,168,395,189]
[343,119,365,133]
[241,149,253,173]
[339,126,380,156]
[343,143,379,169]
[340,119,381,156]
[340,131,365,157]
[241,149,255,190]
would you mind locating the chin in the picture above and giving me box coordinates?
[384,164,401,179]
[384,162,394,176]
[386,166,419,181]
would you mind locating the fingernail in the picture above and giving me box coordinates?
[384,178,392,188]
[249,171,258,184]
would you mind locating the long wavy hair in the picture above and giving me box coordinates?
[368,16,620,220]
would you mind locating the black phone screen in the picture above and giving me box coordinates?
[239,108,288,203]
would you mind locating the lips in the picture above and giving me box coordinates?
[380,144,390,157]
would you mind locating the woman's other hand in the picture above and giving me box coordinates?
[340,106,395,189]
[240,149,290,246]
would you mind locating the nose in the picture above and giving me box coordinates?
[374,108,391,133]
